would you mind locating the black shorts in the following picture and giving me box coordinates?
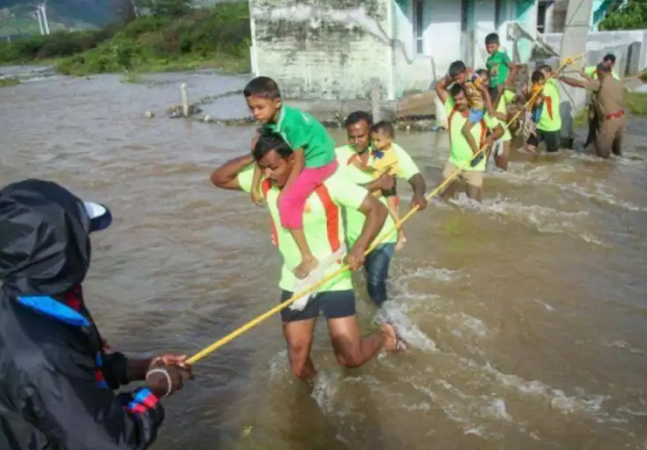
[526,129,560,153]
[279,290,356,322]
[488,86,500,105]
[381,177,397,198]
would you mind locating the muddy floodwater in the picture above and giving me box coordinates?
[2,69,647,450]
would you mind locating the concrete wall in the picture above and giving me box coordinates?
[250,0,393,100]
[544,30,647,75]
[473,0,496,69]
[249,0,533,101]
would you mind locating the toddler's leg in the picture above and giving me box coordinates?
[386,195,406,251]
[462,109,484,154]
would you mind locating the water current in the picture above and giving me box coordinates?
[1,68,647,449]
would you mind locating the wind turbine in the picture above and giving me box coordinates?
[36,0,50,35]
[33,8,45,35]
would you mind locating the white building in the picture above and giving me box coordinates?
[249,0,542,100]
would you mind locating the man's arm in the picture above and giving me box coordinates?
[361,174,394,193]
[407,173,427,211]
[210,154,256,191]
[490,124,505,141]
[351,193,388,256]
[435,74,450,104]
[329,180,387,269]
[559,76,600,91]
[391,146,426,210]
[580,68,594,82]
[479,82,496,117]
[504,52,516,86]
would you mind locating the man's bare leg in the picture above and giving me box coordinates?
[440,179,460,201]
[327,316,397,368]
[495,141,511,171]
[283,318,317,381]
[466,184,482,202]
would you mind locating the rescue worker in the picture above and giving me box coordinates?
[0,179,194,450]
[560,63,626,158]
[580,54,620,149]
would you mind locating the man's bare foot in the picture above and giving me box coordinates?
[395,233,407,251]
[381,323,398,353]
[294,255,319,279]
[381,323,406,353]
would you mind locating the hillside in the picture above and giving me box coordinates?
[0,0,116,35]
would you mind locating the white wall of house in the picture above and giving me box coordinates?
[249,0,542,101]
[473,0,496,69]
[250,0,393,100]
[391,0,506,96]
[544,30,647,75]
[425,0,462,74]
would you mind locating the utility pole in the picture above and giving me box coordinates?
[558,0,593,145]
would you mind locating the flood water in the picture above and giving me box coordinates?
[2,70,647,450]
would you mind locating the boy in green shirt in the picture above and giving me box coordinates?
[244,77,338,281]
[485,33,515,104]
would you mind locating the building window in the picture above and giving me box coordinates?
[494,0,502,28]
[413,0,424,55]
[537,2,547,33]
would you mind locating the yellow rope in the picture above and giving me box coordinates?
[187,53,585,365]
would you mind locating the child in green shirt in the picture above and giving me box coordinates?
[485,33,515,104]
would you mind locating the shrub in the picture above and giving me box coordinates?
[3,1,251,73]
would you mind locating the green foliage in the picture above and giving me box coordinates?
[0,26,119,63]
[599,0,647,31]
[139,0,194,18]
[1,1,251,74]
[0,0,115,34]
[626,91,647,115]
[0,76,19,87]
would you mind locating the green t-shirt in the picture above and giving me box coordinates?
[583,66,620,80]
[263,105,335,168]
[486,50,511,88]
[488,89,516,142]
[444,99,499,171]
[335,144,420,245]
[537,80,562,132]
[237,165,367,292]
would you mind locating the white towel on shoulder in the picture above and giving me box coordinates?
[289,245,347,311]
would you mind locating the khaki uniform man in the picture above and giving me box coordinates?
[560,64,625,158]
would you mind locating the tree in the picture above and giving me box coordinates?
[599,0,647,30]
[112,0,138,24]
[139,0,193,17]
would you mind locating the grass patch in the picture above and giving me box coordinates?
[0,77,20,88]
[120,71,142,83]
[0,2,251,75]
[626,91,647,115]
[573,108,589,126]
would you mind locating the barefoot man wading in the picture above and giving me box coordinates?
[560,63,626,158]
[211,132,403,381]
[335,111,427,308]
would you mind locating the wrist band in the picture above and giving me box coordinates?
[146,368,172,397]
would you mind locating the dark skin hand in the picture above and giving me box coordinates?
[145,360,194,398]
[344,194,388,270]
[409,173,427,211]
[126,353,189,381]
